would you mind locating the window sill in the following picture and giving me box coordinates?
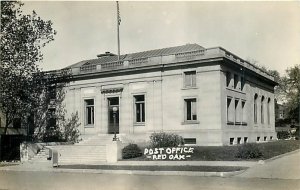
[182,121,200,125]
[134,122,145,126]
[84,125,94,128]
[225,87,245,94]
[227,122,248,126]
[182,86,198,90]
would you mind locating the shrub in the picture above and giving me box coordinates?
[122,144,143,159]
[277,131,290,140]
[42,128,63,142]
[149,132,184,148]
[62,112,81,143]
[235,143,263,159]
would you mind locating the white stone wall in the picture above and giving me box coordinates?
[63,61,276,146]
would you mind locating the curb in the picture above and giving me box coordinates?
[52,168,246,177]
[0,164,246,177]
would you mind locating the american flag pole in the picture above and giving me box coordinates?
[117,1,121,61]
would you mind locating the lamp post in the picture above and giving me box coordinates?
[112,106,119,141]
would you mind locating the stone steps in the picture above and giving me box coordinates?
[29,148,50,163]
[29,134,119,164]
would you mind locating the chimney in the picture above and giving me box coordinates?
[97,52,117,58]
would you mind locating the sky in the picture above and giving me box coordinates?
[21,1,300,75]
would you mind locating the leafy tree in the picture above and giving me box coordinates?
[279,65,300,123]
[0,1,56,134]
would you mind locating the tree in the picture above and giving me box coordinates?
[0,1,56,134]
[279,65,300,123]
[30,69,73,142]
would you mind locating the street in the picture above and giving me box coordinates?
[0,150,300,190]
[0,170,299,190]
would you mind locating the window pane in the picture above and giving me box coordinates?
[185,99,197,121]
[254,94,258,123]
[135,95,144,102]
[241,77,245,90]
[142,103,145,122]
[87,107,91,124]
[134,95,145,123]
[136,103,141,122]
[86,99,94,105]
[234,74,238,89]
[187,100,191,120]
[85,99,94,125]
[109,98,119,106]
[184,71,196,87]
[226,72,231,87]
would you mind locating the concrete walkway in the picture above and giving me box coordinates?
[236,150,300,179]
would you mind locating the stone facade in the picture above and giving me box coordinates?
[63,44,277,146]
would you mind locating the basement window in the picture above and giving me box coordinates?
[237,137,242,144]
[257,137,260,142]
[230,138,234,145]
[244,137,248,144]
[184,138,197,145]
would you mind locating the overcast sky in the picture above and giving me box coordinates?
[21,1,300,75]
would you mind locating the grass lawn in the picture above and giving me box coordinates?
[60,164,247,172]
[125,140,300,161]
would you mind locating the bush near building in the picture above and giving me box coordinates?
[122,144,143,159]
[277,131,290,140]
[235,143,263,159]
[149,132,184,148]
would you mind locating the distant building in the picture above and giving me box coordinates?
[62,44,277,146]
[276,103,287,120]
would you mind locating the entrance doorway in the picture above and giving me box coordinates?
[107,97,119,134]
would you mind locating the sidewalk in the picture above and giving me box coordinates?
[236,149,300,179]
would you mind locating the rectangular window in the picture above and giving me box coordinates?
[184,138,197,144]
[267,98,271,124]
[264,136,267,141]
[185,98,197,121]
[270,136,273,140]
[244,137,248,143]
[85,99,94,125]
[227,97,234,123]
[230,138,234,145]
[134,95,145,123]
[257,136,260,142]
[241,77,245,91]
[226,72,231,87]
[237,137,241,144]
[235,99,240,124]
[46,108,56,130]
[254,94,258,124]
[184,71,196,88]
[261,97,265,124]
[234,74,239,89]
[242,100,247,124]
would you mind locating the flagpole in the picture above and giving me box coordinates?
[117,1,120,61]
